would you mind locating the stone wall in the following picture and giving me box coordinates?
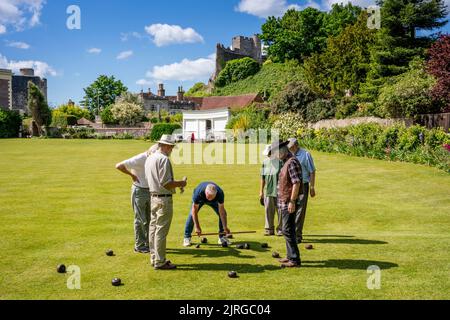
[12,75,47,113]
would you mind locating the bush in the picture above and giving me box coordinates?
[215,57,261,87]
[297,123,450,172]
[378,61,438,118]
[272,112,304,140]
[271,81,317,118]
[63,127,96,139]
[51,110,78,128]
[110,102,144,126]
[306,99,336,122]
[0,110,22,138]
[100,105,118,125]
[150,123,182,142]
[52,104,93,121]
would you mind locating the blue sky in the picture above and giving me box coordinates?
[0,0,449,107]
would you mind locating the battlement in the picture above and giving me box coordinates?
[212,34,264,81]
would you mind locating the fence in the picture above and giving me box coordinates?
[416,113,450,132]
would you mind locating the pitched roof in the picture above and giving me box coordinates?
[199,94,262,110]
[77,117,94,125]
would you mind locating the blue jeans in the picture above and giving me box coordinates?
[184,202,224,239]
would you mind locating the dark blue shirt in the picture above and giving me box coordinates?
[192,182,225,205]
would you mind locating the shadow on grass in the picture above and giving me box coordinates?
[167,247,255,259]
[176,263,280,273]
[303,238,388,245]
[302,259,398,270]
[302,235,388,245]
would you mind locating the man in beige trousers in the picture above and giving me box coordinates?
[145,135,187,270]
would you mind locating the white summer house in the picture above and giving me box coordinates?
[182,108,231,141]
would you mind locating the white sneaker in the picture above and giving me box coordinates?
[183,238,192,247]
[218,237,232,245]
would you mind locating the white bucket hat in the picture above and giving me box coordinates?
[157,134,176,146]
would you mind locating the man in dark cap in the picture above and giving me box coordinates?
[271,140,303,268]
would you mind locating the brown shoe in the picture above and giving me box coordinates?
[264,230,275,236]
[278,258,290,263]
[281,261,300,268]
[154,261,176,270]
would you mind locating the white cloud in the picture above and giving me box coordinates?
[120,31,143,42]
[136,79,154,86]
[6,41,30,49]
[144,24,204,47]
[0,53,57,77]
[117,50,133,60]
[146,54,215,81]
[87,48,102,54]
[236,0,301,18]
[0,0,45,32]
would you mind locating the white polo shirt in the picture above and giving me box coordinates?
[121,152,149,188]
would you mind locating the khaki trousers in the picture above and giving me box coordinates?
[149,196,173,268]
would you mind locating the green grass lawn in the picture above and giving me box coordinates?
[0,139,449,300]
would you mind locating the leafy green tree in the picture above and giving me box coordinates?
[378,59,438,117]
[378,0,448,40]
[215,57,260,87]
[360,0,448,100]
[81,75,128,115]
[304,12,376,97]
[323,3,362,37]
[100,106,117,125]
[261,8,327,62]
[261,4,361,63]
[27,82,51,135]
[0,110,22,138]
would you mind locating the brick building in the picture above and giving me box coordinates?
[0,69,12,111]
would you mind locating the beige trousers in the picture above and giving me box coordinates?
[149,196,173,268]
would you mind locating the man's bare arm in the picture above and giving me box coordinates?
[115,163,139,183]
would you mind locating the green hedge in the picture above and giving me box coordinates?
[149,123,181,142]
[297,123,450,172]
[0,109,22,138]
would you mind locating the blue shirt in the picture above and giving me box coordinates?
[294,149,316,183]
[192,182,225,205]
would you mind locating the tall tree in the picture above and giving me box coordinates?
[378,0,448,40]
[427,34,450,110]
[304,12,376,97]
[260,4,362,63]
[27,82,51,136]
[360,0,448,100]
[81,75,128,115]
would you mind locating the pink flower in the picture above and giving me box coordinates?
[444,144,450,152]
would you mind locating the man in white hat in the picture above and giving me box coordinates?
[259,145,284,236]
[115,144,159,253]
[145,135,187,270]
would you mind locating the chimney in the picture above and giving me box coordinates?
[177,86,184,102]
[157,83,165,97]
[148,88,152,95]
[68,99,75,107]
[20,68,34,76]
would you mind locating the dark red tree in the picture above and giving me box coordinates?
[427,34,450,111]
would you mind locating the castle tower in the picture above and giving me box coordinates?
[157,83,165,97]
[177,86,184,102]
